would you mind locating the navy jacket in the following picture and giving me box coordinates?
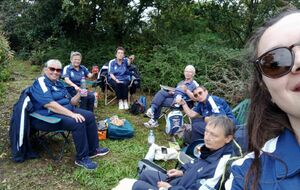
[9,87,38,162]
[226,129,300,190]
[134,143,234,190]
[169,142,233,190]
[193,95,237,125]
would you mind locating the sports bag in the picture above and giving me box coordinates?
[165,110,183,135]
[137,159,167,177]
[129,96,147,115]
[107,118,134,139]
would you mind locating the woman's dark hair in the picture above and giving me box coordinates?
[244,8,299,190]
[115,46,125,54]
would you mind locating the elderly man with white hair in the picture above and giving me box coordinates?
[144,65,199,128]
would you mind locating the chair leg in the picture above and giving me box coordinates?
[33,130,70,161]
[105,85,117,105]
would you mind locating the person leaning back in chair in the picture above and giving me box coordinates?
[132,115,235,190]
[29,59,109,170]
[62,51,97,112]
[108,46,132,110]
[144,65,199,128]
[176,86,237,143]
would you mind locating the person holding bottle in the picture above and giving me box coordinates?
[30,59,109,170]
[62,51,97,112]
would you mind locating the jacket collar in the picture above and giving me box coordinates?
[69,64,83,71]
[204,142,233,163]
[263,129,300,178]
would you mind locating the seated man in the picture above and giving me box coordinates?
[29,59,109,170]
[176,85,237,142]
[144,65,199,128]
[132,115,235,190]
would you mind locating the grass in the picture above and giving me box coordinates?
[0,59,179,190]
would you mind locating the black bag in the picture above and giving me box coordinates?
[129,96,146,115]
[137,159,167,177]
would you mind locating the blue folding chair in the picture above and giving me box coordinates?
[30,112,70,160]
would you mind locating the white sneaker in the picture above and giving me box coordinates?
[144,119,159,128]
[145,108,154,118]
[123,100,129,110]
[119,100,124,110]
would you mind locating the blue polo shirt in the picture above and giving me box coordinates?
[29,75,74,116]
[108,58,130,81]
[227,128,300,189]
[62,64,90,86]
[193,95,237,125]
[175,80,199,100]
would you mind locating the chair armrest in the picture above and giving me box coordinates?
[29,112,61,124]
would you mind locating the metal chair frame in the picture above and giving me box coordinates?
[30,112,70,160]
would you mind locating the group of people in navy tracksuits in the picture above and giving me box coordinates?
[21,11,300,188]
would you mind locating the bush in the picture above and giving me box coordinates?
[0,32,13,101]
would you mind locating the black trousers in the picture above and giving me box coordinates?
[108,79,130,100]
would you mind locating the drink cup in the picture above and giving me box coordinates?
[80,89,88,97]
[92,65,99,73]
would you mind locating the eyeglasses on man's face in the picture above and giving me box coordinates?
[48,67,62,73]
[194,91,204,98]
[255,43,300,79]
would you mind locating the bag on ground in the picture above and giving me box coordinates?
[165,110,183,135]
[129,96,147,115]
[107,118,134,139]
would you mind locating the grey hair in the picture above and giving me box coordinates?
[184,65,196,75]
[45,59,62,68]
[206,115,235,137]
[70,51,82,60]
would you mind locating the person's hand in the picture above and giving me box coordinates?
[70,113,85,123]
[175,97,186,106]
[157,181,171,189]
[116,79,123,83]
[204,116,211,123]
[168,90,175,95]
[167,169,183,177]
[179,84,188,92]
[74,85,80,92]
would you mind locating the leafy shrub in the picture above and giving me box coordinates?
[0,32,13,100]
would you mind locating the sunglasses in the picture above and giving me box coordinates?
[255,43,300,79]
[194,91,204,98]
[48,67,62,73]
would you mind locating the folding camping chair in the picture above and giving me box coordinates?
[30,112,70,160]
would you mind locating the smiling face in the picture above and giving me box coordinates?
[184,67,195,80]
[71,55,82,68]
[258,13,300,126]
[45,60,62,81]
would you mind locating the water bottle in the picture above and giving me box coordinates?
[80,77,87,97]
[94,92,98,108]
[148,130,155,145]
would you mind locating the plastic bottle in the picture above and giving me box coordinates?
[94,92,98,108]
[148,130,155,145]
[81,77,87,89]
[80,77,87,97]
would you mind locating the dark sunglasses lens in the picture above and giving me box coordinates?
[48,67,62,73]
[259,48,292,78]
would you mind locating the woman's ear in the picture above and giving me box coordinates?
[225,135,233,144]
